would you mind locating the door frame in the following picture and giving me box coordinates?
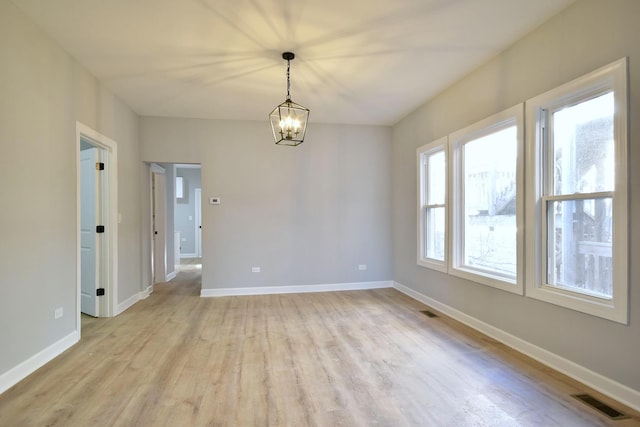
[194,188,202,257]
[150,163,166,286]
[174,164,202,258]
[76,122,118,329]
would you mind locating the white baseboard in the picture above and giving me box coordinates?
[0,330,79,395]
[393,281,640,412]
[201,280,393,297]
[140,284,153,299]
[165,271,177,282]
[116,285,154,314]
[116,291,140,315]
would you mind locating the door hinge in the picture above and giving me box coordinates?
[96,225,105,233]
[96,162,105,170]
[96,288,105,296]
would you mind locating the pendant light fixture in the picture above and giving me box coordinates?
[269,52,310,146]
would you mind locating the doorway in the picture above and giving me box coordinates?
[148,163,202,286]
[79,143,104,317]
[76,122,118,327]
[174,164,202,261]
[151,164,167,285]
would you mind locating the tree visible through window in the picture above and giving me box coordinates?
[417,138,447,272]
[526,58,628,323]
[425,150,446,261]
[450,104,524,293]
[414,59,627,322]
[463,127,517,277]
[547,93,614,298]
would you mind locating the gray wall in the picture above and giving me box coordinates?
[175,167,202,256]
[0,0,141,376]
[391,0,640,393]
[141,118,393,290]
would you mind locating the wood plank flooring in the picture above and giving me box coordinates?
[1,269,638,426]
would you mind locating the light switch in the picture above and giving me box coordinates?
[209,197,221,205]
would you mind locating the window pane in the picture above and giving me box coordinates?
[427,151,445,205]
[463,127,517,277]
[552,93,614,195]
[547,198,613,298]
[426,207,445,260]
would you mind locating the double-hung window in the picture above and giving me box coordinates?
[449,105,524,294]
[417,137,448,272]
[525,58,628,323]
[415,59,627,322]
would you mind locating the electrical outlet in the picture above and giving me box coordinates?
[251,267,261,273]
[358,264,367,271]
[54,307,63,319]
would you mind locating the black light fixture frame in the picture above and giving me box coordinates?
[269,52,310,146]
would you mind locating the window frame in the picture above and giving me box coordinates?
[416,137,448,272]
[525,58,628,323]
[449,104,525,294]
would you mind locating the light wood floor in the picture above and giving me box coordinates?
[1,270,638,426]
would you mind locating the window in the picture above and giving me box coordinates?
[525,58,628,323]
[417,137,447,272]
[414,60,627,321]
[449,105,524,293]
[176,176,184,199]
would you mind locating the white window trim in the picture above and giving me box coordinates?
[525,58,628,323]
[449,104,525,294]
[417,137,448,272]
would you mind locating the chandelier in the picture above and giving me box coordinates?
[269,52,310,146]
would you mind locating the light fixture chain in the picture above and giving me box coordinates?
[286,59,291,101]
[270,51,309,146]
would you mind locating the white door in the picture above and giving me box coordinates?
[80,147,100,316]
[195,188,202,257]
[152,171,167,284]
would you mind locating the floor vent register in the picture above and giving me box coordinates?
[571,393,629,420]
[420,310,439,318]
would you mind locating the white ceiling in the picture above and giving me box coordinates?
[11,0,575,125]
